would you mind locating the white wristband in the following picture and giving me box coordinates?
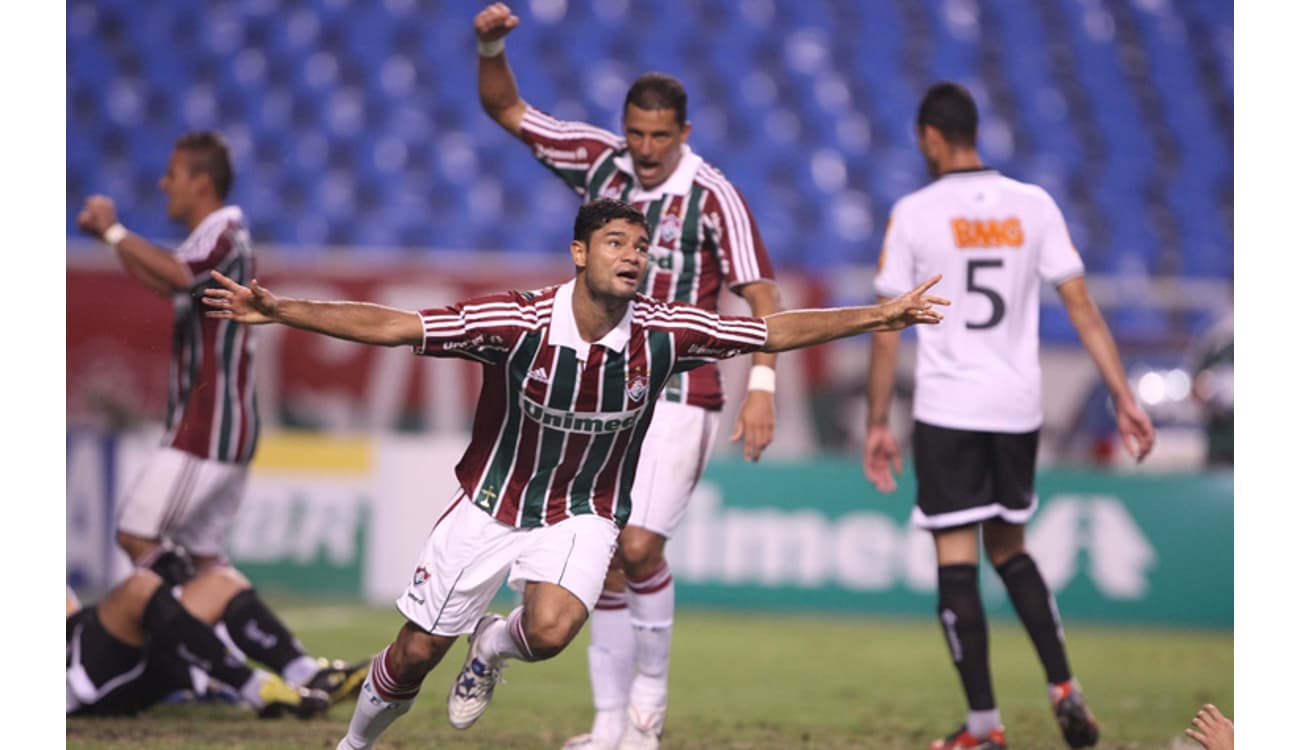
[102,223,128,248]
[477,37,505,57]
[747,364,776,393]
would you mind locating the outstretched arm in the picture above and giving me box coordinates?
[475,3,527,137]
[1057,276,1156,461]
[761,276,948,353]
[77,195,194,295]
[203,271,424,347]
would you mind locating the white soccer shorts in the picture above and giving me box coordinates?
[116,446,248,557]
[396,490,620,637]
[626,400,720,537]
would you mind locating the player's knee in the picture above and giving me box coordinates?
[982,537,1026,568]
[618,532,665,574]
[521,609,581,659]
[115,530,158,562]
[114,569,165,614]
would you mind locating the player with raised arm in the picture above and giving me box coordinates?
[75,131,366,706]
[202,198,947,750]
[474,5,784,746]
[863,82,1155,750]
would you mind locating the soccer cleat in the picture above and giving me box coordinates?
[928,724,1007,750]
[306,657,370,705]
[617,705,664,750]
[255,674,331,719]
[561,733,620,750]
[1050,680,1100,748]
[447,613,507,730]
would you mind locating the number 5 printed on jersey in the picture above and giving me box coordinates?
[965,259,1005,330]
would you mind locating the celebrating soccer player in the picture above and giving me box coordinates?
[202,198,947,750]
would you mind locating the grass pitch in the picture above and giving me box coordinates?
[67,600,1232,749]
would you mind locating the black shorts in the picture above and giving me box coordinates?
[66,606,193,717]
[911,420,1039,531]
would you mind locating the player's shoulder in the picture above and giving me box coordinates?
[632,294,709,327]
[463,286,557,311]
[693,158,750,199]
[993,174,1058,205]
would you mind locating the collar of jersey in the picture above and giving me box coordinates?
[547,279,633,361]
[613,144,703,200]
[177,205,244,258]
[938,167,999,179]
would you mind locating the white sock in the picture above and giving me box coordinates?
[967,708,1002,738]
[474,606,535,665]
[627,563,674,715]
[337,647,418,750]
[587,591,635,742]
[238,669,271,707]
[283,654,321,686]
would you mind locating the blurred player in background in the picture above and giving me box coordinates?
[863,82,1155,750]
[201,198,948,750]
[474,5,783,747]
[75,131,365,706]
[67,566,329,719]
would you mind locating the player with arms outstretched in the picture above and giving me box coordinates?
[474,6,783,746]
[202,198,948,750]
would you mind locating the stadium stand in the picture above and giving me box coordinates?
[66,0,1232,337]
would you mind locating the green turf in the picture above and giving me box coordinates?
[67,601,1232,750]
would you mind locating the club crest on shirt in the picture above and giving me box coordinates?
[413,565,431,586]
[626,374,649,402]
[600,182,624,201]
[657,212,682,246]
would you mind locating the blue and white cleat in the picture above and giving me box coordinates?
[447,613,507,730]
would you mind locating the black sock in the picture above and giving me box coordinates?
[136,545,196,587]
[996,552,1072,684]
[937,564,995,711]
[142,585,254,690]
[220,588,307,673]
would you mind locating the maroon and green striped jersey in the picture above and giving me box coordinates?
[163,205,259,464]
[416,280,767,529]
[519,105,776,411]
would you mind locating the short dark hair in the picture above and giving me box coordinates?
[573,198,649,245]
[173,131,235,200]
[916,82,978,147]
[623,72,688,127]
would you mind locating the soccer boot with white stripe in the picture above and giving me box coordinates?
[306,656,370,705]
[561,733,620,750]
[447,613,507,730]
[255,674,330,719]
[928,724,1008,750]
[617,705,664,750]
[1049,679,1100,748]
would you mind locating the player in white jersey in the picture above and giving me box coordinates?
[474,6,782,748]
[864,83,1155,750]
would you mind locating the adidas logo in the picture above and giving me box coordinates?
[527,367,551,384]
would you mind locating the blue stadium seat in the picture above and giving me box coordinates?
[65,0,1232,341]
